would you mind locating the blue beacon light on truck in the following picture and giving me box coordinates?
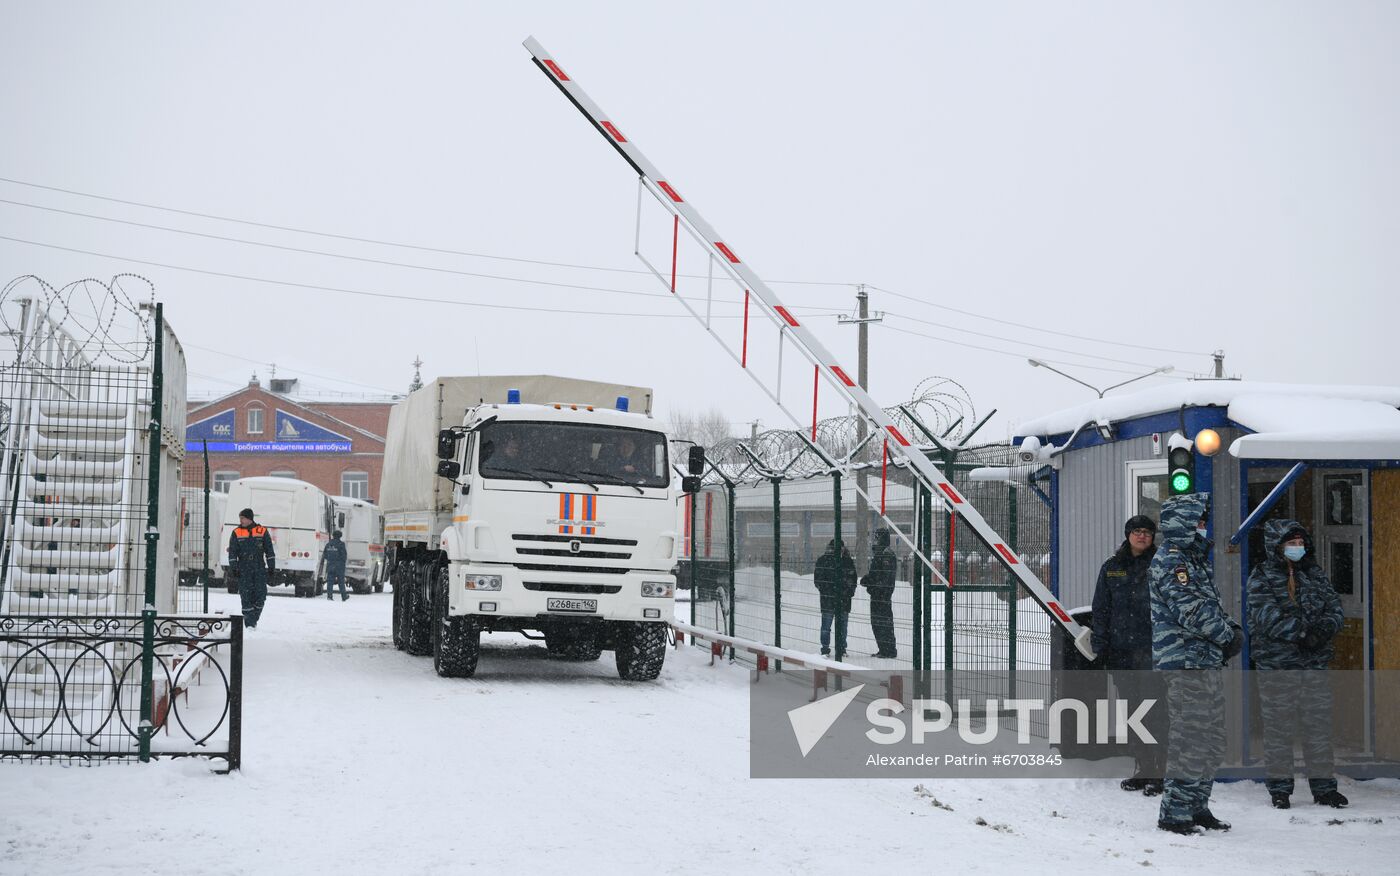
[616,396,629,412]
[507,389,520,404]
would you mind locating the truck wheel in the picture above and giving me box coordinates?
[373,583,384,594]
[391,577,406,650]
[614,622,667,681]
[405,560,433,656]
[352,578,371,595]
[546,630,602,661]
[433,567,479,677]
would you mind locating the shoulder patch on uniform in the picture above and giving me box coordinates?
[1173,566,1190,585]
[1107,570,1127,577]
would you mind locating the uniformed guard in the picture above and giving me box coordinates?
[228,507,276,629]
[1149,492,1243,835]
[1247,519,1348,809]
[1091,513,1164,795]
[324,529,349,602]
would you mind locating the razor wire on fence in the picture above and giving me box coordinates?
[679,407,1056,729]
[0,276,238,766]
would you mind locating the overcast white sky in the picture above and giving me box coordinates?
[2,2,1396,439]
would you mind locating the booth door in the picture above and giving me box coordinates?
[1316,471,1367,672]
[1372,470,1400,762]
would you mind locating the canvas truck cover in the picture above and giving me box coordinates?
[379,375,654,515]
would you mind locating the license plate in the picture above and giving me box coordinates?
[547,597,597,613]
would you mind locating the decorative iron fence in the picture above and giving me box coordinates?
[0,614,242,769]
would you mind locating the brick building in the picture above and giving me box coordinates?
[184,377,394,502]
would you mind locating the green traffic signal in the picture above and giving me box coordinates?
[1167,442,1195,496]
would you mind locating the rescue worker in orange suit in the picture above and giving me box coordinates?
[228,507,276,630]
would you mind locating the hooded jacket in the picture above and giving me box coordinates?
[1148,493,1240,669]
[814,542,857,611]
[1246,519,1344,670]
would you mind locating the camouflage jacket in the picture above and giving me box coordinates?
[1149,493,1240,669]
[1246,519,1343,670]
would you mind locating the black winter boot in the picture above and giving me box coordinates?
[1270,791,1291,809]
[1192,810,1231,831]
[1313,790,1349,808]
[1120,777,1147,792]
[1157,819,1202,836]
[1142,779,1164,797]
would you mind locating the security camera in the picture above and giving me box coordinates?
[1017,435,1042,464]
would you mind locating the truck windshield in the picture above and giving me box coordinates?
[477,422,669,489]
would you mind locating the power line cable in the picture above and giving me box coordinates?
[882,310,1161,368]
[869,284,1209,357]
[0,196,861,307]
[0,176,857,289]
[182,342,400,394]
[0,232,790,319]
[876,322,1190,379]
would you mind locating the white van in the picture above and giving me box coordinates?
[219,477,334,597]
[179,487,228,586]
[331,496,385,594]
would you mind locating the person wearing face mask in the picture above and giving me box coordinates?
[1148,492,1243,835]
[1247,520,1347,810]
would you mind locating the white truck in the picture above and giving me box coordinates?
[179,486,228,587]
[219,476,335,597]
[331,495,385,594]
[381,375,679,680]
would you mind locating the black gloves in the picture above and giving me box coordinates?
[1301,625,1330,651]
[1223,628,1245,661]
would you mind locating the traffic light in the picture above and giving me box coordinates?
[1167,432,1195,495]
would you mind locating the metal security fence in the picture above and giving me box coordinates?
[0,614,242,769]
[0,278,233,766]
[681,436,1055,719]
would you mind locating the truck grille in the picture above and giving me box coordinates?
[512,534,638,547]
[515,547,632,560]
[522,581,623,595]
[514,563,631,575]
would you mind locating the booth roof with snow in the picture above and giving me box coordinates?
[1014,380,1400,760]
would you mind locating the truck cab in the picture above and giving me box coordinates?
[389,392,679,680]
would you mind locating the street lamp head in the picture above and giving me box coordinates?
[1027,359,1044,368]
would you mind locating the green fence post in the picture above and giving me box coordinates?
[726,480,737,649]
[202,439,211,614]
[832,471,844,664]
[138,303,164,763]
[1007,482,1018,697]
[912,483,924,673]
[772,477,782,670]
[689,489,698,628]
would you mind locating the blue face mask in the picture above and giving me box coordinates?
[1283,544,1306,562]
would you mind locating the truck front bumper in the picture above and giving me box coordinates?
[447,563,674,622]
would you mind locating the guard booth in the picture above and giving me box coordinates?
[1016,380,1400,771]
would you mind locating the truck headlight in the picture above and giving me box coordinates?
[464,575,502,591]
[641,581,674,598]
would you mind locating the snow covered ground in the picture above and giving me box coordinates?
[3,590,1398,875]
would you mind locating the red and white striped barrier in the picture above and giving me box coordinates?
[670,621,907,703]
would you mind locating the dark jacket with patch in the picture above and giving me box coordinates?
[1090,541,1156,666]
[228,524,276,582]
[1246,519,1344,670]
[1149,493,1240,670]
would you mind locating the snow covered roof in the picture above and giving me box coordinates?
[1015,381,1400,461]
[1015,380,1400,438]
[1227,395,1400,459]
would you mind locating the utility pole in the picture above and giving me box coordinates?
[839,285,883,570]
